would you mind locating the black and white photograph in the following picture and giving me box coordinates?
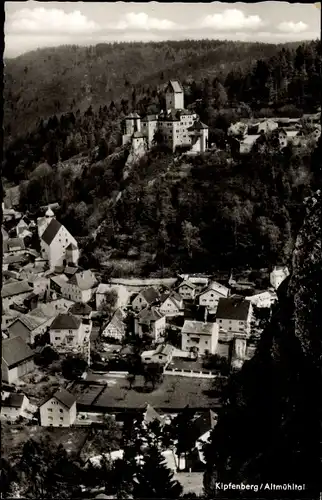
[1,1,322,499]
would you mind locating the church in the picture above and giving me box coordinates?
[37,207,79,270]
[122,80,209,160]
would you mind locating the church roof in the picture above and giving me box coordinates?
[166,80,184,93]
[41,219,62,245]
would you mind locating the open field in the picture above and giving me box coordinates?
[72,375,220,411]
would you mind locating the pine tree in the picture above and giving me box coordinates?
[133,445,183,499]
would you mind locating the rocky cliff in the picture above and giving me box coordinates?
[204,190,322,498]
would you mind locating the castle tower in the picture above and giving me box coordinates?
[37,207,55,238]
[65,242,79,266]
[165,81,184,110]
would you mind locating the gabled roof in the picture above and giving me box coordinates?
[194,410,217,438]
[216,297,251,321]
[64,265,79,277]
[50,313,81,330]
[162,292,183,308]
[178,279,196,290]
[3,254,29,265]
[2,281,33,298]
[144,404,164,424]
[103,311,125,333]
[188,120,208,131]
[8,315,43,332]
[2,336,34,367]
[166,80,184,93]
[2,393,26,408]
[44,388,76,409]
[199,281,229,297]
[137,306,164,323]
[68,270,96,290]
[51,274,69,287]
[182,320,216,336]
[41,219,62,245]
[68,302,92,316]
[137,287,160,304]
[154,343,174,357]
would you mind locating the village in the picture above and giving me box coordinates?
[1,192,291,494]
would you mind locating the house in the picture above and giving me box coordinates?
[216,297,253,337]
[3,237,26,254]
[270,266,289,290]
[245,290,277,308]
[50,274,69,298]
[68,302,93,321]
[239,135,260,154]
[143,404,168,427]
[159,292,184,317]
[1,393,30,421]
[2,336,35,384]
[141,344,174,365]
[2,281,34,310]
[198,281,230,311]
[49,313,91,357]
[134,306,166,341]
[181,321,219,356]
[96,284,130,311]
[61,270,96,303]
[7,303,57,345]
[40,388,77,427]
[178,280,196,300]
[38,207,79,269]
[257,119,278,134]
[132,287,160,312]
[193,410,218,463]
[102,309,126,341]
[179,275,209,294]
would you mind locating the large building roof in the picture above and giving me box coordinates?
[41,219,62,245]
[53,388,76,409]
[182,320,216,336]
[50,313,81,330]
[137,306,164,323]
[216,297,251,321]
[138,287,160,305]
[2,281,33,298]
[68,270,96,290]
[2,336,34,368]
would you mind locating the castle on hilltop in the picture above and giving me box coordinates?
[122,81,209,163]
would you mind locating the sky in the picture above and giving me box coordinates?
[4,1,321,58]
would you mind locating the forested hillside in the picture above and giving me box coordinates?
[3,39,321,278]
[4,39,320,141]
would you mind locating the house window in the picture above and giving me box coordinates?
[229,320,232,324]
[229,327,232,331]
[219,320,222,323]
[55,337,60,340]
[205,341,208,345]
[48,408,52,412]
[59,409,63,413]
[60,417,63,421]
[48,416,53,420]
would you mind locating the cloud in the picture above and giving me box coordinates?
[7,7,99,34]
[278,21,308,33]
[201,9,263,31]
[112,12,177,31]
